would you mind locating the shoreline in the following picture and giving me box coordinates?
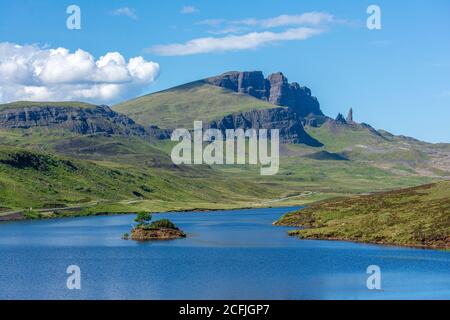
[274,181,450,251]
[0,192,313,223]
[275,219,449,251]
[0,202,303,224]
[282,230,450,251]
[2,204,447,252]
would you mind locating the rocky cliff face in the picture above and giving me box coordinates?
[346,108,354,123]
[206,71,268,100]
[206,71,324,117]
[207,107,323,147]
[0,104,148,136]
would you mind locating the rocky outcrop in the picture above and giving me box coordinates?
[346,108,354,123]
[130,227,186,241]
[207,107,323,147]
[335,113,347,124]
[147,125,172,139]
[0,103,148,137]
[322,111,385,138]
[206,71,324,117]
[207,71,268,99]
[266,72,323,117]
[300,114,330,128]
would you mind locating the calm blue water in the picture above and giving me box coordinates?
[0,207,448,300]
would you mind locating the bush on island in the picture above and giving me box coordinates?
[134,212,152,228]
[149,219,177,230]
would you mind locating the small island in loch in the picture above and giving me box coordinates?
[123,212,186,241]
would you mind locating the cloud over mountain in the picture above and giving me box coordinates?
[149,27,324,56]
[149,12,337,56]
[223,12,335,29]
[0,42,159,103]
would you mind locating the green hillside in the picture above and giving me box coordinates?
[0,77,448,225]
[305,124,386,152]
[0,96,446,221]
[303,123,450,177]
[113,81,277,128]
[0,101,96,110]
[275,181,450,249]
[0,145,287,218]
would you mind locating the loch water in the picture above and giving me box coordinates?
[0,207,448,299]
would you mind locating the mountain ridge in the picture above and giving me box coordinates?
[207,107,323,147]
[206,71,324,117]
[112,70,335,145]
[0,71,448,219]
[0,102,148,137]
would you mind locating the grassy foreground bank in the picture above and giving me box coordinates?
[275,181,450,249]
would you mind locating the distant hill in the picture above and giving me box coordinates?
[113,80,276,129]
[0,101,96,111]
[0,101,148,137]
[113,70,450,180]
[113,71,450,176]
[275,181,450,249]
[0,145,281,217]
[112,71,332,146]
[113,71,325,129]
[0,71,449,219]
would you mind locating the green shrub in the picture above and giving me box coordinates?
[140,185,153,192]
[134,212,152,227]
[149,219,177,230]
[24,210,42,219]
[0,151,58,171]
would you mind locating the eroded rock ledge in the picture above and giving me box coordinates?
[206,71,324,117]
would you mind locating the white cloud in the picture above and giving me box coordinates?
[234,12,336,28]
[207,26,247,35]
[149,27,324,56]
[181,6,198,14]
[127,56,160,83]
[38,48,96,84]
[152,11,339,56]
[110,7,138,20]
[197,19,225,27]
[0,42,160,103]
[198,12,337,35]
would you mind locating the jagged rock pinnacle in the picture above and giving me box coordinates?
[335,113,347,124]
[346,108,353,123]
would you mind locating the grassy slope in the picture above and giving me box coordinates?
[0,144,286,216]
[0,128,175,167]
[0,115,440,217]
[0,95,448,222]
[275,181,450,249]
[112,81,277,128]
[0,101,96,110]
[305,125,385,152]
[112,81,445,195]
[304,124,450,177]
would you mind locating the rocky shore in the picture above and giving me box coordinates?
[129,227,186,241]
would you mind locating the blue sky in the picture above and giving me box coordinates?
[0,0,449,142]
